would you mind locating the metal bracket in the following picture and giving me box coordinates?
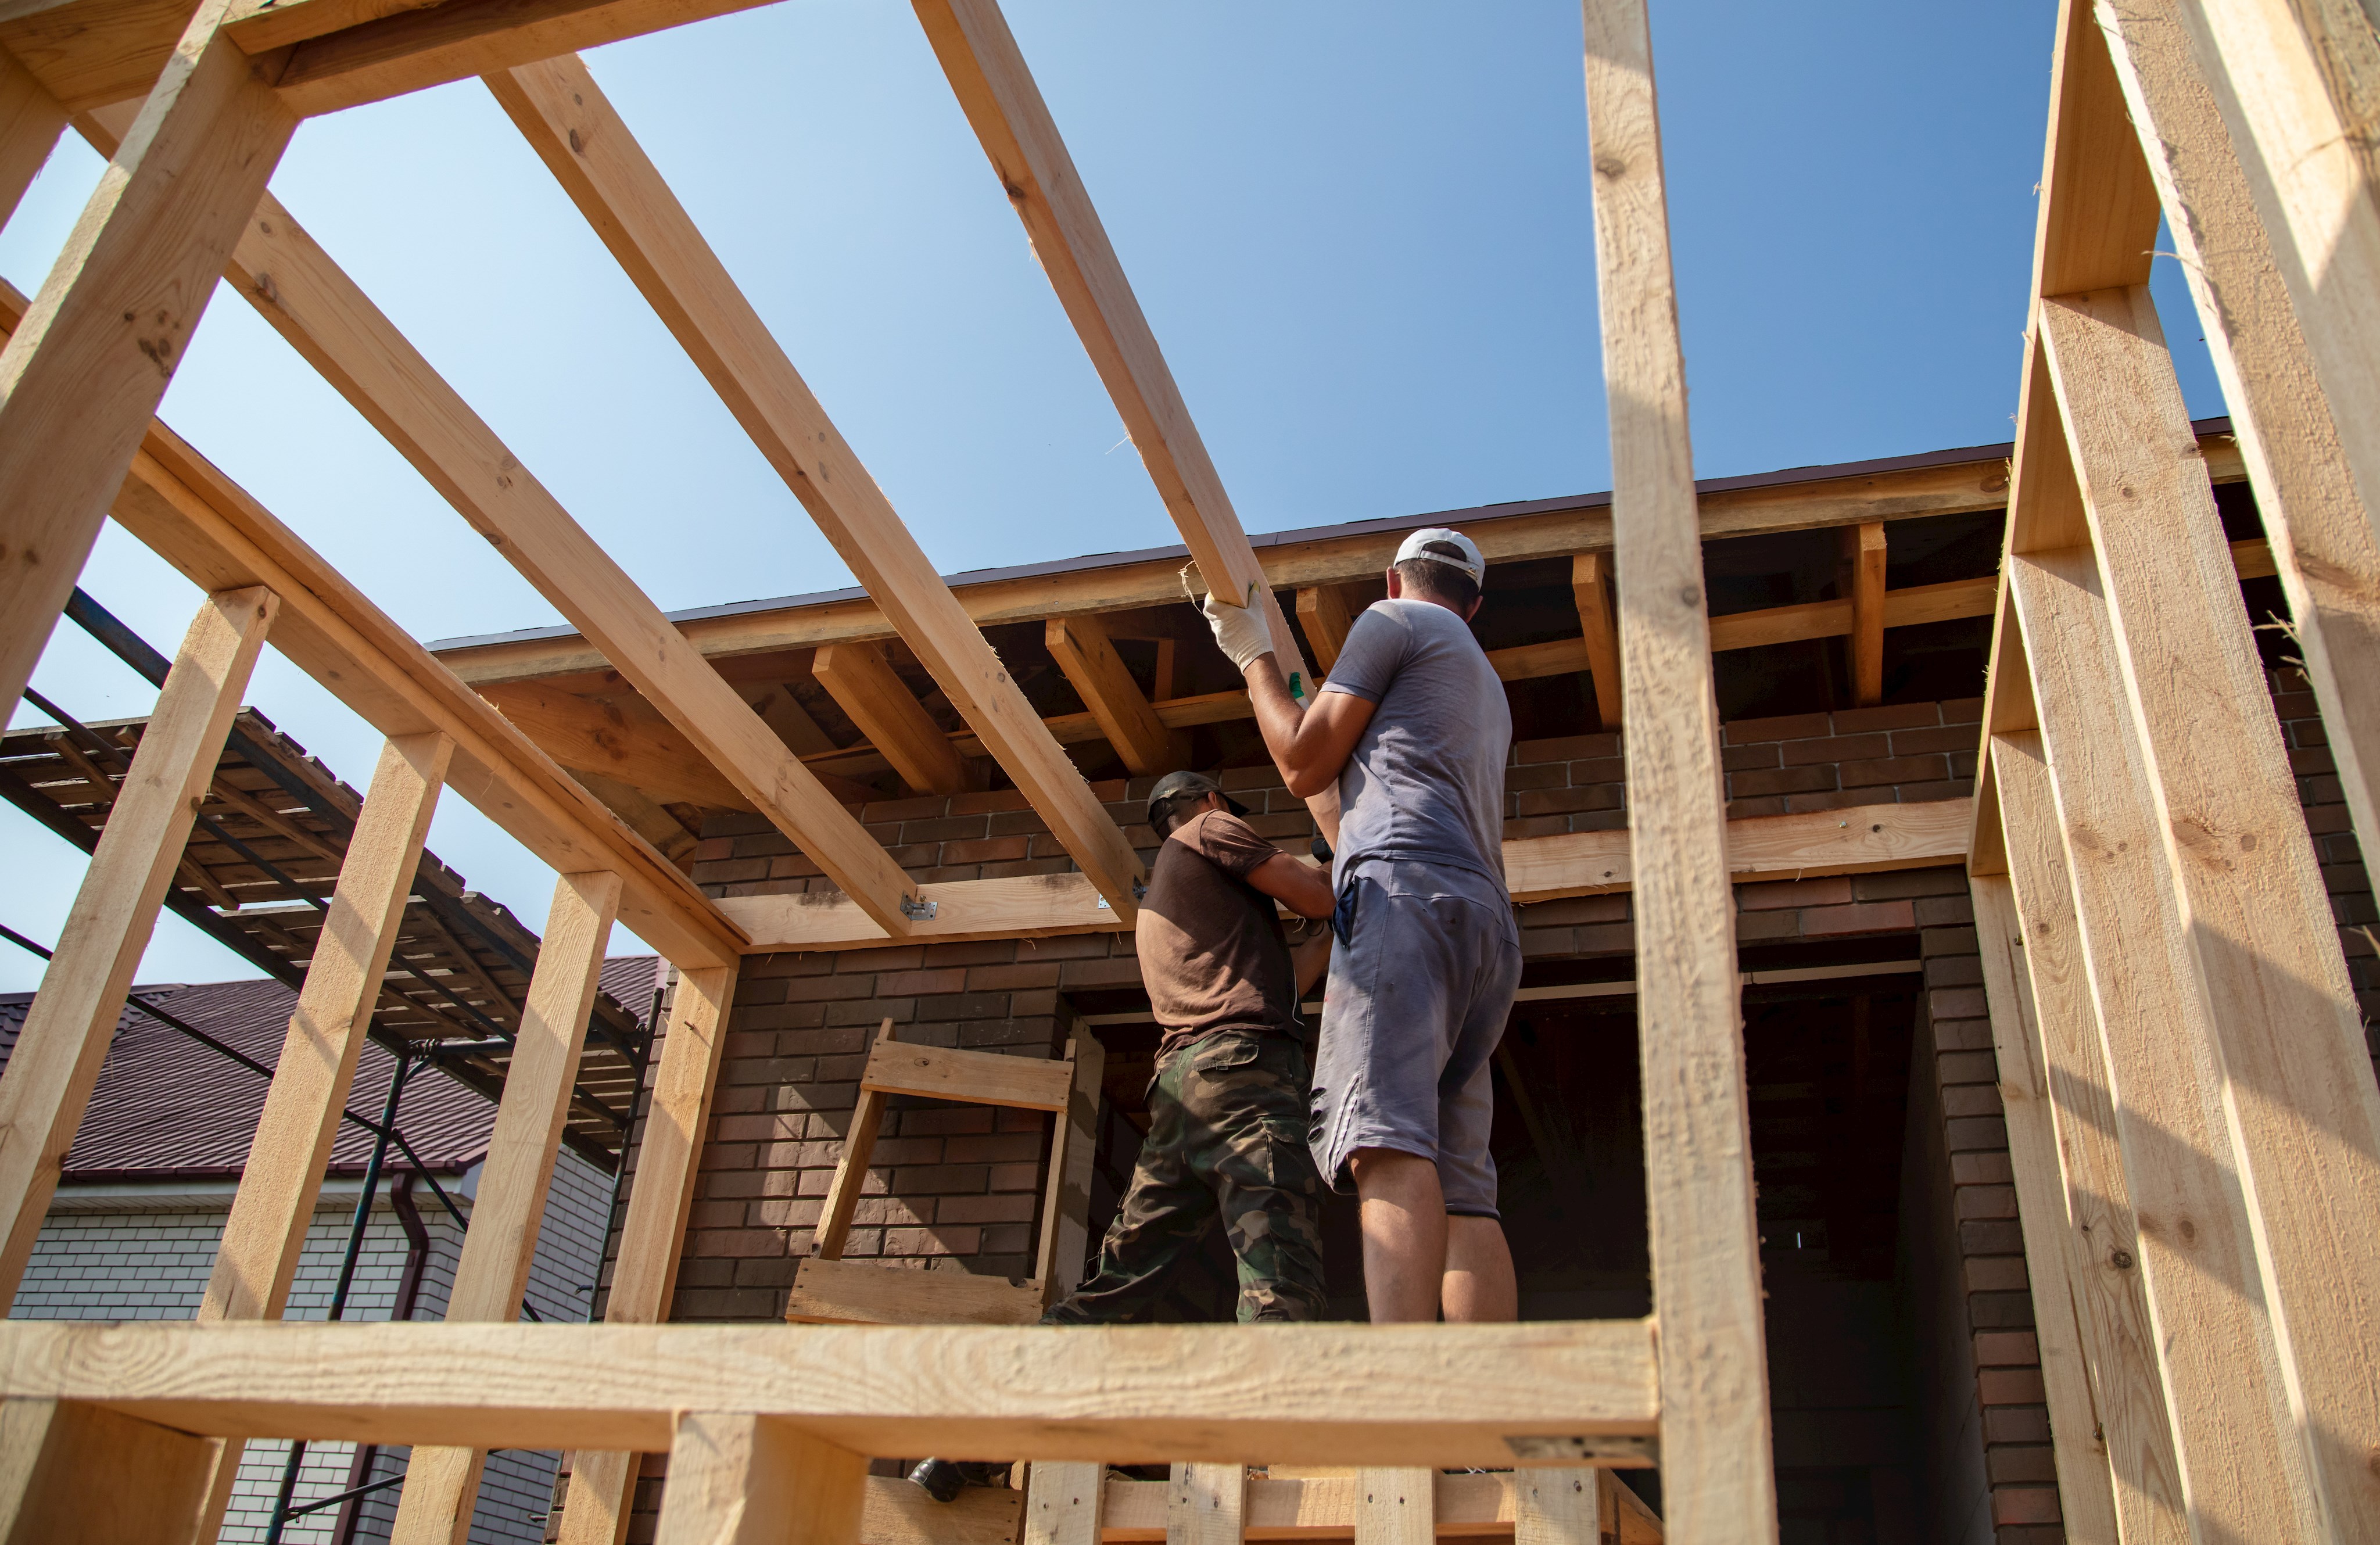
[899,894,938,921]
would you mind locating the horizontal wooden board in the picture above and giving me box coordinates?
[786,1259,1048,1327]
[0,1318,1660,1464]
[1098,1471,1662,1543]
[863,1473,1023,1545]
[862,1041,1074,1112]
[718,872,1128,951]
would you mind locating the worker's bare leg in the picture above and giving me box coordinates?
[1349,1147,1449,1322]
[1442,1216,1517,1321]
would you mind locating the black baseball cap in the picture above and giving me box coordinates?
[1146,770,1249,836]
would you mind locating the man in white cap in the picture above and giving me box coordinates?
[1199,528,1519,1323]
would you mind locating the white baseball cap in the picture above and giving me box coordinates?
[1393,526,1486,585]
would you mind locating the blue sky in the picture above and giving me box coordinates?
[1,0,2220,991]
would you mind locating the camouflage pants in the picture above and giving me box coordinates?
[1044,1027,1329,1324]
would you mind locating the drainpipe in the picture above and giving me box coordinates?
[333,1171,432,1545]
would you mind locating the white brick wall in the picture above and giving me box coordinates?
[12,1148,616,1545]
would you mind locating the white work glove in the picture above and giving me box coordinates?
[1200,586,1273,673]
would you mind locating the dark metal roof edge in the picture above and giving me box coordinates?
[424,420,2232,658]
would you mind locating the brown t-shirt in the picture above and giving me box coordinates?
[1137,809,1299,1056]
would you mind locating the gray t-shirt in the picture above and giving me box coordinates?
[1319,597,1511,894]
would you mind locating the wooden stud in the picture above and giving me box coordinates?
[1027,1462,1108,1545]
[1353,1469,1432,1545]
[480,680,757,812]
[784,1256,1046,1327]
[651,1411,866,1545]
[0,586,277,1303]
[389,868,624,1545]
[2040,284,2380,1536]
[1047,612,1187,775]
[1295,584,1358,675]
[814,641,969,798]
[0,49,63,231]
[1167,1463,1246,1545]
[1513,1468,1602,1545]
[865,1038,1076,1112]
[0,1399,214,1543]
[1843,522,1886,706]
[1580,1,1777,1539]
[1044,1029,1107,1301]
[862,1474,1021,1545]
[488,55,1145,917]
[0,1,293,717]
[747,681,840,757]
[813,1021,897,1261]
[554,960,739,1545]
[2099,0,2380,895]
[1569,553,1622,731]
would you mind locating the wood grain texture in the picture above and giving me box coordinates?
[1844,523,1886,706]
[1028,1462,1107,1545]
[1569,553,1622,731]
[2008,545,2317,1542]
[0,0,290,718]
[2034,0,2167,297]
[1295,585,1358,675]
[554,962,738,1545]
[488,55,1143,913]
[1512,1469,1601,1545]
[1354,1471,1432,1545]
[389,868,622,1545]
[1168,1463,1246,1545]
[865,1040,1074,1112]
[0,1398,214,1543]
[784,1258,1046,1328]
[1986,739,2185,1545]
[1048,613,1185,776]
[652,1412,866,1545]
[811,1024,894,1261]
[0,0,199,112]
[863,1472,1022,1545]
[479,679,755,812]
[0,47,63,225]
[1044,1031,1106,1300]
[1580,3,1776,1540]
[2042,283,2380,1536]
[0,586,275,1303]
[815,641,969,798]
[1102,1471,1657,1544]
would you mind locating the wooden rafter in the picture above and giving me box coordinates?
[813,643,970,799]
[1568,553,1622,731]
[1045,612,1185,776]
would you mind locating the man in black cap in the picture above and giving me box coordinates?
[911,770,1333,1501]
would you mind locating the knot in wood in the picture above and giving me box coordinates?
[1593,152,1628,178]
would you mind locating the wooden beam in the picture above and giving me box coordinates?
[1580,3,1776,1540]
[0,1399,214,1543]
[389,868,623,1545]
[2101,0,2380,902]
[785,1257,1046,1327]
[2040,282,2380,1536]
[0,0,199,114]
[864,1474,1021,1545]
[0,0,292,719]
[1295,585,1359,675]
[1354,1471,1432,1545]
[1100,1471,1661,1543]
[1512,1471,1601,1545]
[1043,1030,1106,1301]
[812,1022,895,1261]
[1048,612,1186,775]
[0,1317,1664,1462]
[1029,1462,1108,1545]
[866,1038,1075,1112]
[1844,522,1886,706]
[1569,553,1623,731]
[1169,1464,1246,1545]
[570,770,698,869]
[2006,545,2316,1540]
[813,642,969,798]
[0,585,275,1304]
[0,48,63,227]
[555,961,739,1545]
[1982,739,2183,1542]
[651,1412,866,1545]
[479,680,756,812]
[488,55,1144,918]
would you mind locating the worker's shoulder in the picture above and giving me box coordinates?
[1171,806,1272,860]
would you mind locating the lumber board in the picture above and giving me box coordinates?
[1048,612,1185,776]
[1029,1462,1107,1545]
[864,1473,1023,1545]
[1296,585,1359,675]
[0,1399,214,1542]
[555,962,739,1545]
[1844,523,1886,706]
[2033,0,2166,297]
[1355,1471,1433,1545]
[1569,554,1622,731]
[490,55,1142,917]
[1168,1463,1245,1545]
[2101,0,2380,895]
[0,586,275,1304]
[1984,741,2183,1542]
[0,0,291,719]
[1102,1472,1656,1544]
[1512,1471,1600,1545]
[2041,282,2380,1536]
[812,1023,895,1261]
[1580,4,1776,1543]
[863,1039,1074,1112]
[0,0,195,114]
[815,642,970,798]
[785,1258,1047,1328]
[1043,1031,1106,1300]
[652,1412,866,1545]
[2006,546,2317,1540]
[0,46,61,222]
[0,1318,1662,1462]
[479,679,757,812]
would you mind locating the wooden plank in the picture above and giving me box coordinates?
[865,1472,1023,1545]
[2006,546,2318,1540]
[1295,585,1359,675]
[0,47,63,225]
[2041,284,2380,1536]
[1043,1030,1106,1299]
[1844,522,1886,706]
[811,1023,895,1262]
[479,679,757,812]
[555,962,739,1545]
[786,1258,1046,1328]
[1107,1472,1541,1542]
[1029,1462,1107,1545]
[2034,0,2165,297]
[865,1039,1074,1112]
[0,1317,1663,1463]
[1354,1471,1432,1545]
[1169,1464,1246,1545]
[1983,740,2184,1542]
[389,868,622,1545]
[0,586,274,1303]
[489,55,1143,917]
[1580,3,1775,1542]
[0,1399,214,1542]
[1048,613,1185,775]
[0,0,291,718]
[1570,553,1622,731]
[2101,0,2380,898]
[1032,1038,1080,1292]
[1512,1470,1600,1545]
[815,641,970,798]
[0,0,198,114]
[653,1411,866,1545]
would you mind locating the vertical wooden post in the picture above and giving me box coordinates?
[388,868,624,1545]
[555,960,740,1545]
[650,1412,866,1545]
[1569,553,1623,732]
[1579,1,1776,1539]
[1844,522,1886,706]
[0,0,295,712]
[1354,1469,1433,1545]
[0,1399,215,1542]
[1042,1030,1107,1302]
[812,1020,895,1261]
[0,585,277,1304]
[1024,1461,1106,1545]
[0,52,63,232]
[1166,1463,1245,1545]
[1513,1469,1603,1545]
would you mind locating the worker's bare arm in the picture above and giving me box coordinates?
[1291,929,1334,996]
[1246,655,1375,798]
[1246,851,1335,919]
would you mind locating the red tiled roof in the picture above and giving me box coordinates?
[0,956,661,1182]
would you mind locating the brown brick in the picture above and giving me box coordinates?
[1782,732,1887,766]
[1725,711,1833,744]
[1800,900,1916,936]
[1852,864,1970,901]
[1840,755,1949,788]
[1966,1256,2029,1293]
[1990,1489,2062,1526]
[937,1192,1038,1224]
[1961,1219,2025,1255]
[1890,723,1978,755]
[1831,702,1943,733]
[1944,1084,2006,1119]
[964,962,1062,992]
[1061,958,1146,990]
[1916,894,1977,928]
[1518,894,1630,927]
[988,1161,1042,1191]
[1938,1051,2000,1085]
[1514,732,1621,763]
[1931,987,1990,1020]
[1987,1448,2060,1486]
[1721,743,1781,772]
[1952,1152,2015,1186]
[1974,1330,2041,1368]
[1983,1406,2051,1444]
[1940,696,1985,726]
[1946,1116,2009,1152]
[1730,765,1838,798]
[1736,876,1852,911]
[1956,1185,2020,1220]
[881,1225,982,1257]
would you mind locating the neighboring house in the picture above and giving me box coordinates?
[0,956,657,1545]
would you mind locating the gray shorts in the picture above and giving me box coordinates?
[1309,859,1522,1218]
